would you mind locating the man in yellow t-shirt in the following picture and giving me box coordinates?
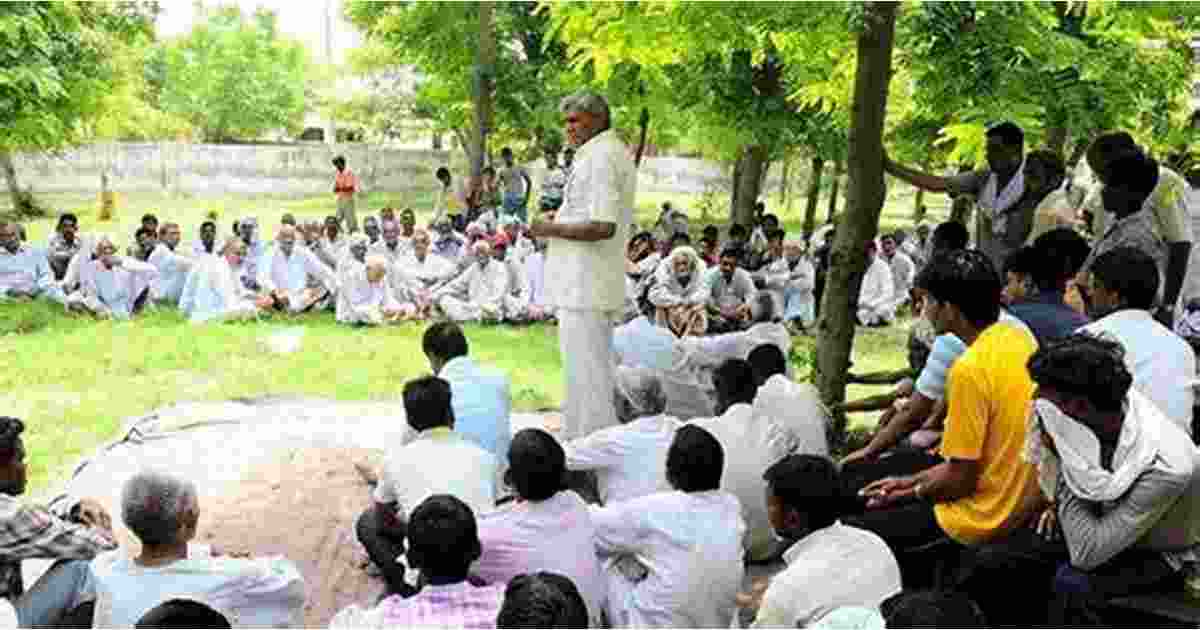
[847,250,1040,579]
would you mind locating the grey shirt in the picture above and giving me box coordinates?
[948,170,1038,271]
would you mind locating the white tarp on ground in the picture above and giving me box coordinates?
[28,396,559,627]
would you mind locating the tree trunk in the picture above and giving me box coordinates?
[913,187,925,221]
[803,157,825,238]
[0,151,33,217]
[730,144,767,226]
[826,159,842,223]
[779,157,791,210]
[815,0,899,448]
[470,1,496,192]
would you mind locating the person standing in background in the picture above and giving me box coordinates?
[333,155,359,234]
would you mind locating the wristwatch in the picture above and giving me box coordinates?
[913,483,925,501]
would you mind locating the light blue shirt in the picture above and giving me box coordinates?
[440,356,512,461]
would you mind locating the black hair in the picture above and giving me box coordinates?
[729,224,748,239]
[496,572,588,628]
[714,358,758,407]
[1031,228,1091,291]
[0,417,25,461]
[702,225,719,238]
[762,454,840,531]
[914,250,1001,328]
[422,321,469,361]
[200,221,216,231]
[766,229,786,243]
[1090,246,1159,311]
[1002,246,1038,276]
[332,155,346,165]
[135,227,155,240]
[665,424,723,493]
[405,494,481,575]
[762,213,779,226]
[930,221,969,254]
[1027,333,1132,413]
[747,344,787,386]
[141,213,159,225]
[670,232,691,247]
[630,231,654,246]
[985,121,1024,148]
[1088,131,1138,169]
[57,213,78,227]
[881,590,987,628]
[1106,151,1160,201]
[501,146,513,155]
[699,236,716,247]
[719,245,744,262]
[402,376,455,432]
[436,166,450,179]
[135,599,231,629]
[1025,149,1066,189]
[483,166,496,176]
[506,429,566,502]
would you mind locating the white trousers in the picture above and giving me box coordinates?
[558,308,618,441]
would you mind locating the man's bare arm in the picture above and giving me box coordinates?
[531,220,616,242]
[1163,241,1191,310]
[884,157,953,193]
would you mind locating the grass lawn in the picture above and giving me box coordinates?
[3,187,942,494]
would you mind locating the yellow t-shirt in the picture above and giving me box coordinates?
[934,322,1038,545]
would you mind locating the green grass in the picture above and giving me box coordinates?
[4,188,935,494]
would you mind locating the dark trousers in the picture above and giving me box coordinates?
[962,527,1181,627]
[356,506,416,598]
[841,451,951,587]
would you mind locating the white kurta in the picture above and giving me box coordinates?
[392,252,456,304]
[147,244,194,304]
[369,239,412,267]
[547,129,637,441]
[179,255,261,324]
[692,403,798,562]
[754,374,830,459]
[676,321,792,369]
[432,260,510,322]
[857,255,896,325]
[501,258,533,321]
[591,490,745,629]
[564,413,681,505]
[73,257,159,319]
[335,260,402,325]
[256,245,336,313]
[758,255,816,325]
[0,246,64,304]
[885,250,915,312]
[523,250,553,314]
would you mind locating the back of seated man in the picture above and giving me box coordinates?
[1082,247,1196,435]
[565,366,680,504]
[496,572,589,629]
[748,343,829,458]
[333,495,505,629]
[0,417,117,628]
[422,322,512,465]
[474,429,605,625]
[357,376,497,597]
[857,240,896,327]
[90,470,306,628]
[963,334,1200,625]
[742,455,901,628]
[1008,227,1091,345]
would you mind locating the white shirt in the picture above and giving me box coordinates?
[336,260,401,324]
[692,403,796,561]
[1080,309,1196,434]
[886,251,915,298]
[373,427,497,519]
[565,414,681,505]
[257,245,335,296]
[858,256,895,311]
[751,523,902,629]
[524,250,550,307]
[591,490,745,629]
[677,322,792,369]
[755,374,830,458]
[147,244,194,303]
[432,259,510,311]
[546,129,637,311]
[369,239,411,267]
[78,257,159,318]
[90,544,306,628]
[473,491,607,626]
[0,246,53,297]
[758,256,815,295]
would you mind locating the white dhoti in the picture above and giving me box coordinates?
[857,304,896,326]
[437,296,502,322]
[559,308,618,440]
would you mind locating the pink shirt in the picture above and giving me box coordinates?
[335,169,358,199]
[330,581,504,629]
[473,491,606,624]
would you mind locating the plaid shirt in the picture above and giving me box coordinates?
[329,581,505,629]
[1083,210,1166,277]
[0,494,117,599]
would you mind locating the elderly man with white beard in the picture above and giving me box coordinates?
[337,254,404,326]
[649,246,710,337]
[393,229,457,320]
[68,234,159,319]
[432,240,510,323]
[257,225,337,313]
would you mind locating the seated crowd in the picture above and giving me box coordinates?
[3,123,1200,629]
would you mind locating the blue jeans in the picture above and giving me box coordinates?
[783,287,815,326]
[15,559,96,628]
[502,192,527,222]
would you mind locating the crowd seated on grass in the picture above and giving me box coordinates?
[5,122,1200,629]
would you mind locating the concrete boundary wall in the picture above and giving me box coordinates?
[12,142,788,198]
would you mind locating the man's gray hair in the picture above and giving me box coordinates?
[560,90,611,126]
[614,366,667,423]
[121,470,198,546]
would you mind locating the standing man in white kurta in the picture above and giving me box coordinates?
[531,91,636,440]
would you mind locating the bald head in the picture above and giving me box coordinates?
[277,225,297,255]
